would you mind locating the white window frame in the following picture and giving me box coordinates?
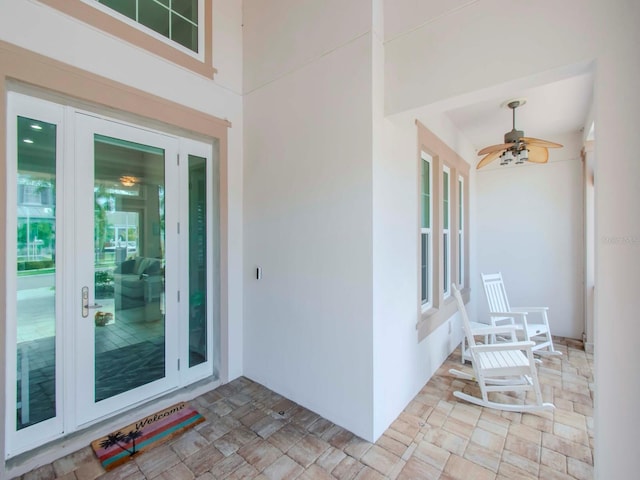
[416,122,471,340]
[458,175,465,288]
[442,165,451,298]
[83,0,205,61]
[37,0,216,77]
[420,153,433,310]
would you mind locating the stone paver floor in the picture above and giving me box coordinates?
[18,337,593,480]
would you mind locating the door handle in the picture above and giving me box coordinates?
[81,286,103,318]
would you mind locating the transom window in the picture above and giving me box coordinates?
[39,0,214,77]
[94,0,201,53]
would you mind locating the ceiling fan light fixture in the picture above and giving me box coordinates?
[500,150,514,165]
[517,148,529,164]
[119,175,138,187]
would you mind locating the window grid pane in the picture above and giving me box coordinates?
[443,169,450,295]
[421,233,427,303]
[459,232,463,285]
[138,0,170,39]
[443,232,449,292]
[458,177,464,286]
[443,170,449,229]
[421,159,430,228]
[421,154,432,307]
[97,0,199,52]
[98,0,136,20]
[459,179,463,230]
[421,231,431,305]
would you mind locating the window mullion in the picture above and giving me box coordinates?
[169,0,173,44]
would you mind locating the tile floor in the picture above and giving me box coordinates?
[16,337,593,480]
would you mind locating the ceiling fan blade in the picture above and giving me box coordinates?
[527,145,549,163]
[478,142,515,156]
[522,137,563,149]
[476,150,503,169]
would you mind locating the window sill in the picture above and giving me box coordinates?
[416,288,470,342]
[418,305,438,325]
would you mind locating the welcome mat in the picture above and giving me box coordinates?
[91,402,205,471]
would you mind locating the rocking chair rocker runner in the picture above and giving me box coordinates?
[449,284,555,413]
[481,272,561,356]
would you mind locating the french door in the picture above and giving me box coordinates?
[5,92,219,457]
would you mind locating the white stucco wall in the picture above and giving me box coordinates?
[372,111,474,438]
[590,1,640,477]
[475,132,584,339]
[243,0,479,442]
[243,0,376,440]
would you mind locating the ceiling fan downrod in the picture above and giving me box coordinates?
[504,100,524,145]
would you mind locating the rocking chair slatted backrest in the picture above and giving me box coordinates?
[482,272,511,313]
[480,272,562,356]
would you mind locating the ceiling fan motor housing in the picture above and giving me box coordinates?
[504,128,524,144]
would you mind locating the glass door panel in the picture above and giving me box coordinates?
[188,154,207,367]
[16,116,58,429]
[180,138,218,385]
[75,114,179,425]
[93,135,166,401]
[7,93,65,457]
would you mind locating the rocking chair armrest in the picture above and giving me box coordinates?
[511,307,549,313]
[470,341,535,353]
[489,311,527,318]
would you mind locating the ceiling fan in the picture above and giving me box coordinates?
[476,99,563,169]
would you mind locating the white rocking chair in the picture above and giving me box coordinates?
[449,284,555,413]
[460,320,506,364]
[481,272,561,356]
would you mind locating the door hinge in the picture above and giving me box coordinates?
[178,358,181,371]
[177,153,180,166]
[177,290,180,302]
[177,222,180,234]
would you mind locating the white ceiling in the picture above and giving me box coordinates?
[384,0,477,41]
[444,73,594,152]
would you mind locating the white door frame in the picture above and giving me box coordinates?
[5,92,220,458]
[73,112,181,427]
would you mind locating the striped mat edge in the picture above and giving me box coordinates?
[90,402,205,471]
